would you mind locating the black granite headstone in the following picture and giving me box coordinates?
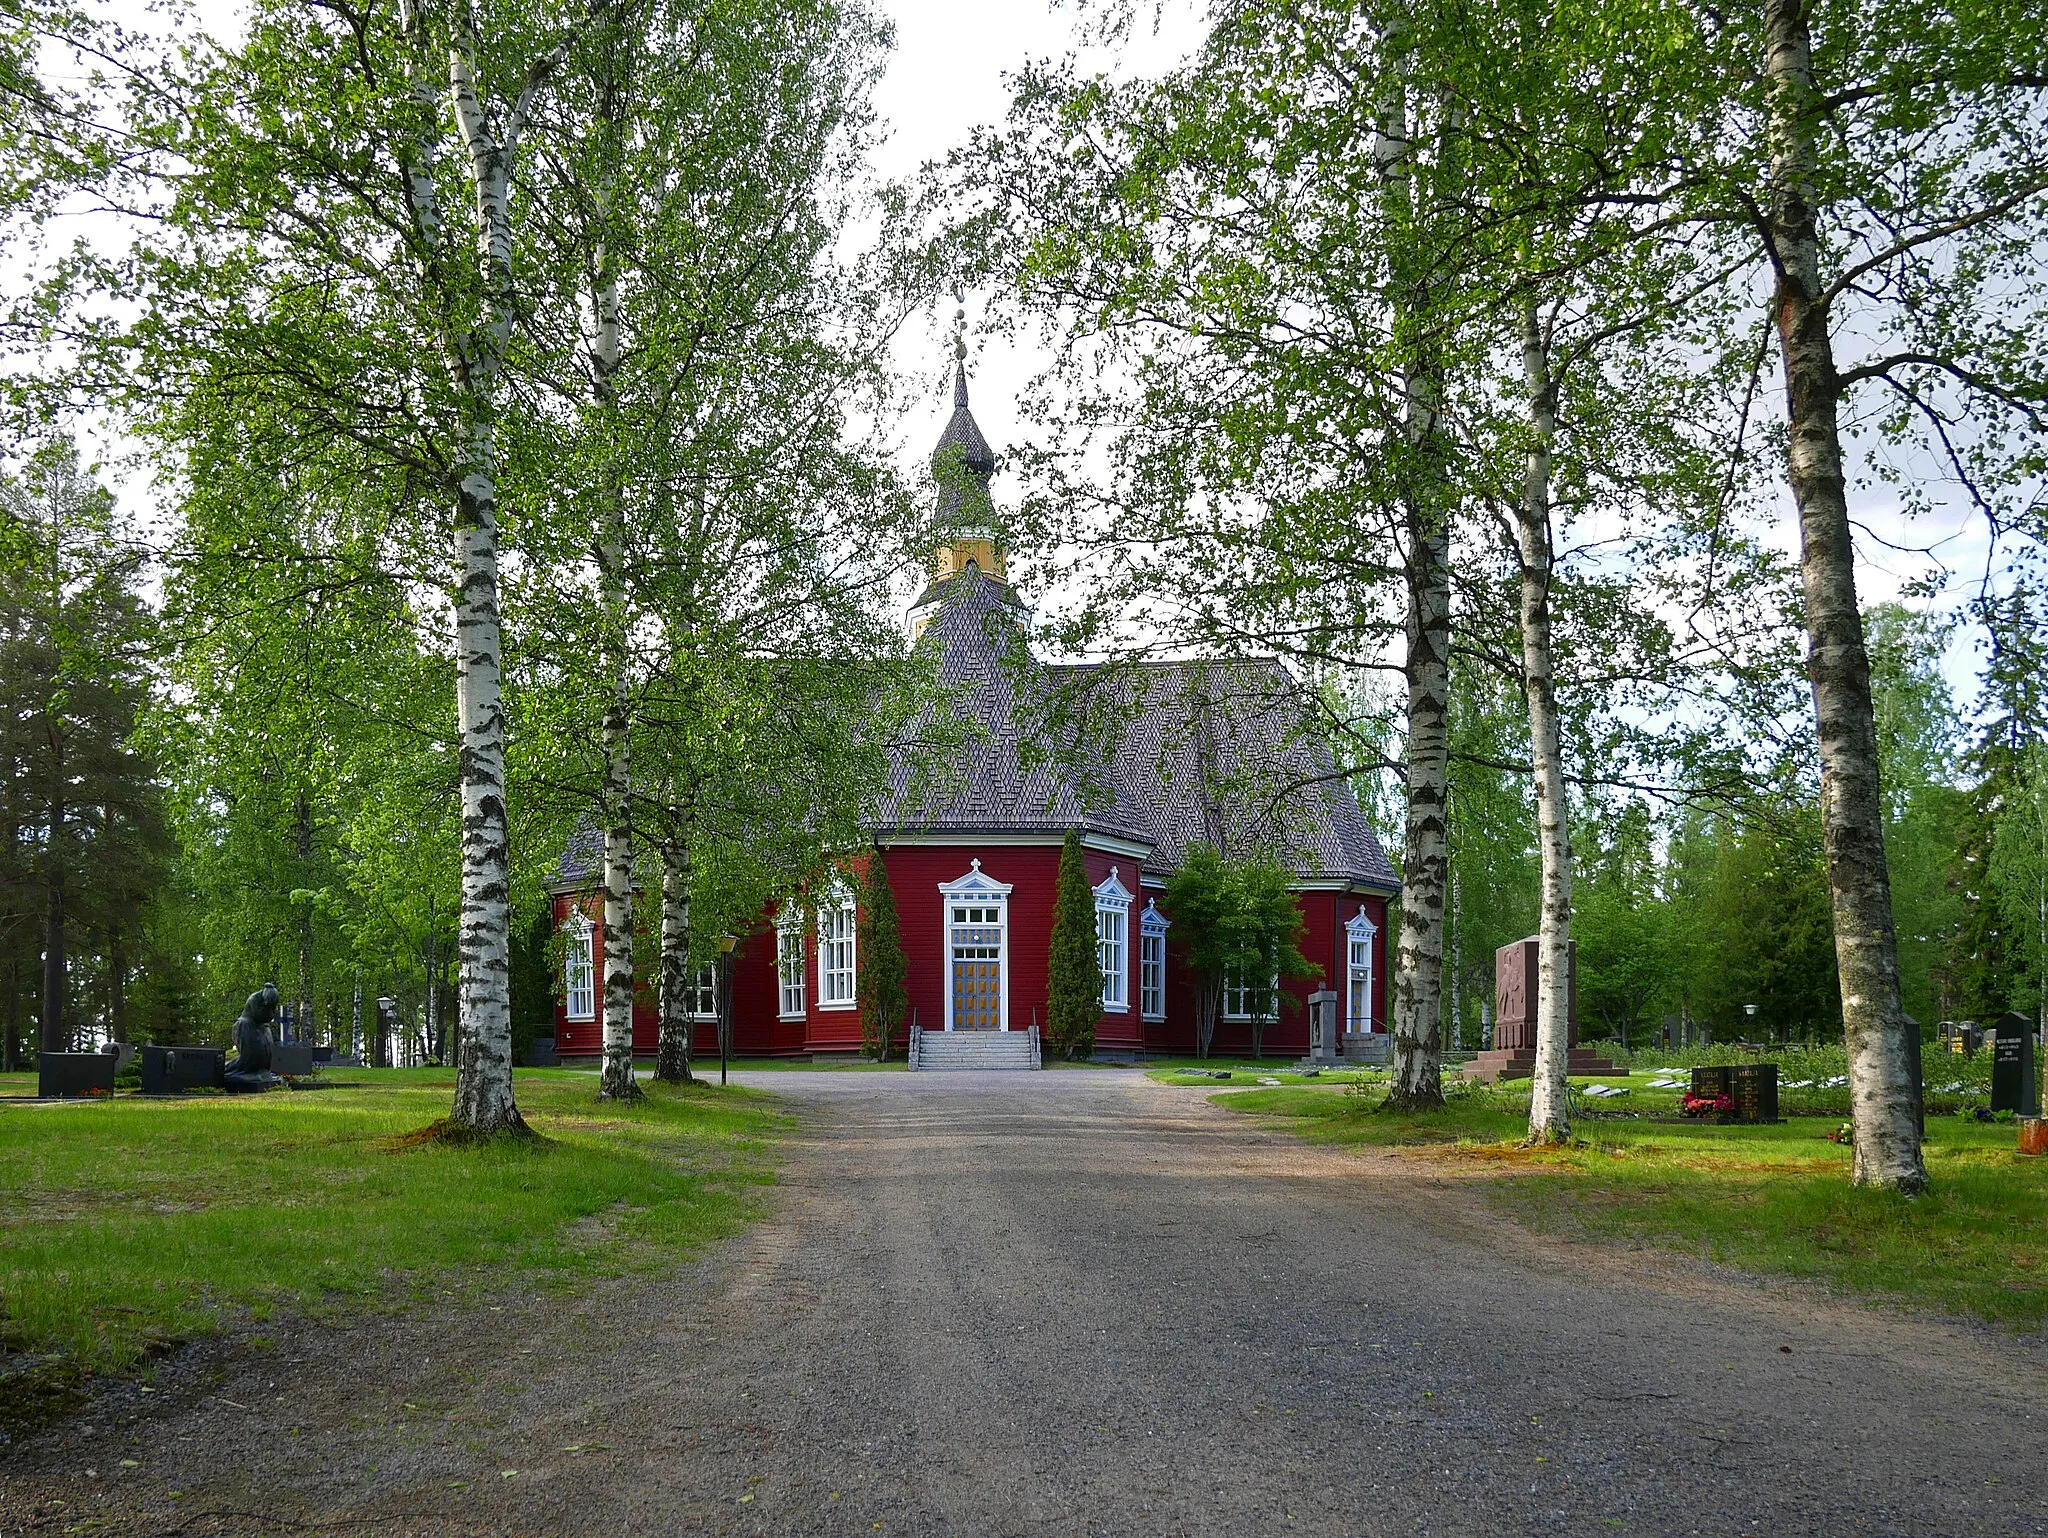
[1991,1012,2037,1115]
[37,1052,116,1097]
[141,1044,226,1094]
[529,1036,558,1067]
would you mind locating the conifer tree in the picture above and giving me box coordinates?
[856,855,908,1062]
[1046,830,1099,1061]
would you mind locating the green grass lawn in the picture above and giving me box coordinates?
[0,1068,785,1375]
[1212,1082,2048,1329]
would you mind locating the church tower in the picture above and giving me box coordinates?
[911,355,1019,638]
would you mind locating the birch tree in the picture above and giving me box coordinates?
[1696,0,2048,1188]
[964,7,1473,1106]
[62,0,629,1133]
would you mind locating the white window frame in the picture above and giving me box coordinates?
[688,963,720,1021]
[1093,867,1133,1012]
[1223,969,1280,1022]
[1139,899,1170,1021]
[563,913,596,1021]
[1346,905,1379,1033]
[939,859,1014,1032]
[818,879,858,1010]
[777,913,807,1020]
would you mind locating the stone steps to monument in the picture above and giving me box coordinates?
[908,1030,1040,1071]
[1463,1047,1616,1084]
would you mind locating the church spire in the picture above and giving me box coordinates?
[927,291,1001,585]
[931,297,995,486]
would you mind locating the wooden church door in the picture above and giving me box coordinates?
[949,904,1003,1030]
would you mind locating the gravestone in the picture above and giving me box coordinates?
[141,1044,226,1095]
[1466,938,1608,1082]
[528,1035,558,1068]
[1991,1012,2037,1115]
[1663,1015,1680,1052]
[1307,989,1340,1063]
[1689,1064,1780,1123]
[270,1044,316,1078]
[37,1052,117,1098]
[1494,938,1577,1051]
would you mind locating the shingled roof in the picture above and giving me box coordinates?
[877,567,1398,892]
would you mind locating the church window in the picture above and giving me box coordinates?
[564,916,595,1021]
[1093,868,1133,1012]
[1139,901,1169,1020]
[1346,907,1379,1032]
[777,916,806,1019]
[1223,970,1278,1021]
[819,885,857,1008]
[688,965,719,1021]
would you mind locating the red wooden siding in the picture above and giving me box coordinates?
[552,861,1389,1061]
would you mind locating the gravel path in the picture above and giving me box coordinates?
[4,1071,2044,1537]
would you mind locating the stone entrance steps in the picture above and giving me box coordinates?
[908,1027,1041,1071]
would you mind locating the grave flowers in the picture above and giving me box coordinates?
[1682,1091,1734,1118]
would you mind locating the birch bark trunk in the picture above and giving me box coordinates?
[409,5,572,1134]
[1515,299,1573,1145]
[591,267,642,1101]
[1376,56,1449,1111]
[1764,0,1925,1190]
[655,844,694,1083]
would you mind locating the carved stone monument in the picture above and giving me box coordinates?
[224,982,283,1093]
[1465,937,1614,1083]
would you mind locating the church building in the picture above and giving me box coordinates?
[548,367,1398,1061]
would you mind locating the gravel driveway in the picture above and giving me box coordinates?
[4,1071,2044,1537]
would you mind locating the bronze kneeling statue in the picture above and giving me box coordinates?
[224,982,282,1093]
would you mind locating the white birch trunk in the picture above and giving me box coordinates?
[432,10,567,1134]
[591,266,642,1102]
[656,844,694,1083]
[1516,299,1573,1145]
[597,711,639,1099]
[1376,54,1449,1111]
[1764,0,1925,1190]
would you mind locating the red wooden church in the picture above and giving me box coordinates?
[549,368,1398,1061]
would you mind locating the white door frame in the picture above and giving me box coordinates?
[939,859,1014,1032]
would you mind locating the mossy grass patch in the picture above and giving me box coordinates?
[1222,1082,2048,1329]
[0,1068,786,1377]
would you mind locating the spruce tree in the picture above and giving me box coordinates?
[857,856,908,1062]
[1046,830,1099,1061]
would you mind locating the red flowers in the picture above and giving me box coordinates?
[1681,1092,1734,1117]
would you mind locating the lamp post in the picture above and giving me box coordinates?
[1743,1003,1760,1057]
[718,933,738,1087]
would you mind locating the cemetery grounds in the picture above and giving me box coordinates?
[1156,1045,2048,1330]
